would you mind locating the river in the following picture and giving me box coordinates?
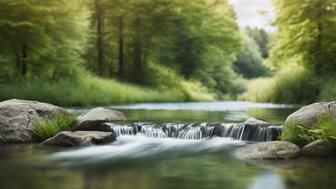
[0,101,335,189]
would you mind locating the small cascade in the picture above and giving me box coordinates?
[100,122,283,142]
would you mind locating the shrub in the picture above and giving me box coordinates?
[281,114,336,146]
[313,114,336,143]
[280,122,313,147]
[32,114,77,141]
[238,64,319,104]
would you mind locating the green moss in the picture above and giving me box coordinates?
[32,114,77,142]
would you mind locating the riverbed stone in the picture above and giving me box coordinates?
[0,99,70,143]
[41,131,116,147]
[73,107,127,131]
[301,139,336,157]
[285,102,336,127]
[245,117,271,127]
[234,141,300,161]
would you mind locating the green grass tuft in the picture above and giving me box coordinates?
[32,114,77,142]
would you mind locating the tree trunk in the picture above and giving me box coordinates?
[15,53,21,76]
[21,43,28,77]
[314,1,324,75]
[95,0,104,76]
[118,18,124,79]
[133,18,143,83]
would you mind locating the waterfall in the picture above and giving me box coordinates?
[99,122,283,142]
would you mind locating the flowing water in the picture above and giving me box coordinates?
[1,101,336,189]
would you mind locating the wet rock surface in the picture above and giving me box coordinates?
[41,131,116,147]
[73,107,127,131]
[234,141,300,161]
[301,139,336,157]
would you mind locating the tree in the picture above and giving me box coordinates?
[0,0,88,79]
[234,32,269,79]
[270,0,336,74]
[245,27,270,58]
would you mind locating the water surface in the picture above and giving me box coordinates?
[1,101,335,189]
[72,101,298,124]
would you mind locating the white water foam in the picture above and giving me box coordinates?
[49,136,246,165]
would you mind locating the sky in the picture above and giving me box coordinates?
[229,0,275,30]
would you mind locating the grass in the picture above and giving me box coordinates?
[280,121,313,147]
[238,64,319,104]
[281,114,336,147]
[0,73,215,107]
[32,114,77,141]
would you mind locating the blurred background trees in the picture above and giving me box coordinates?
[4,0,334,105]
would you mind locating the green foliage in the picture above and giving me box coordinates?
[234,32,270,79]
[245,27,269,58]
[281,114,336,146]
[0,70,214,106]
[0,0,88,79]
[0,0,241,102]
[32,114,77,141]
[318,77,336,101]
[270,0,336,74]
[313,114,336,143]
[249,0,336,104]
[239,64,319,104]
[86,0,241,92]
[281,121,313,147]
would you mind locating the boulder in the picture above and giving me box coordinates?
[285,102,336,127]
[301,139,336,157]
[234,141,300,161]
[73,107,126,131]
[0,99,70,143]
[245,117,271,127]
[41,131,116,147]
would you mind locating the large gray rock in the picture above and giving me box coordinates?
[285,102,336,127]
[73,107,126,131]
[301,139,336,157]
[234,141,300,161]
[0,99,70,143]
[41,131,116,147]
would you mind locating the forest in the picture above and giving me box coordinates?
[0,0,335,106]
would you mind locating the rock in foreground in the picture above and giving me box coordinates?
[234,141,300,161]
[0,99,70,143]
[285,102,336,127]
[301,139,336,157]
[42,131,116,147]
[73,107,127,131]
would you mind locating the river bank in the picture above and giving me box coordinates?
[0,77,215,107]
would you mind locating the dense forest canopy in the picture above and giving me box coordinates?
[1,0,335,105]
[269,0,336,74]
[0,0,250,97]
